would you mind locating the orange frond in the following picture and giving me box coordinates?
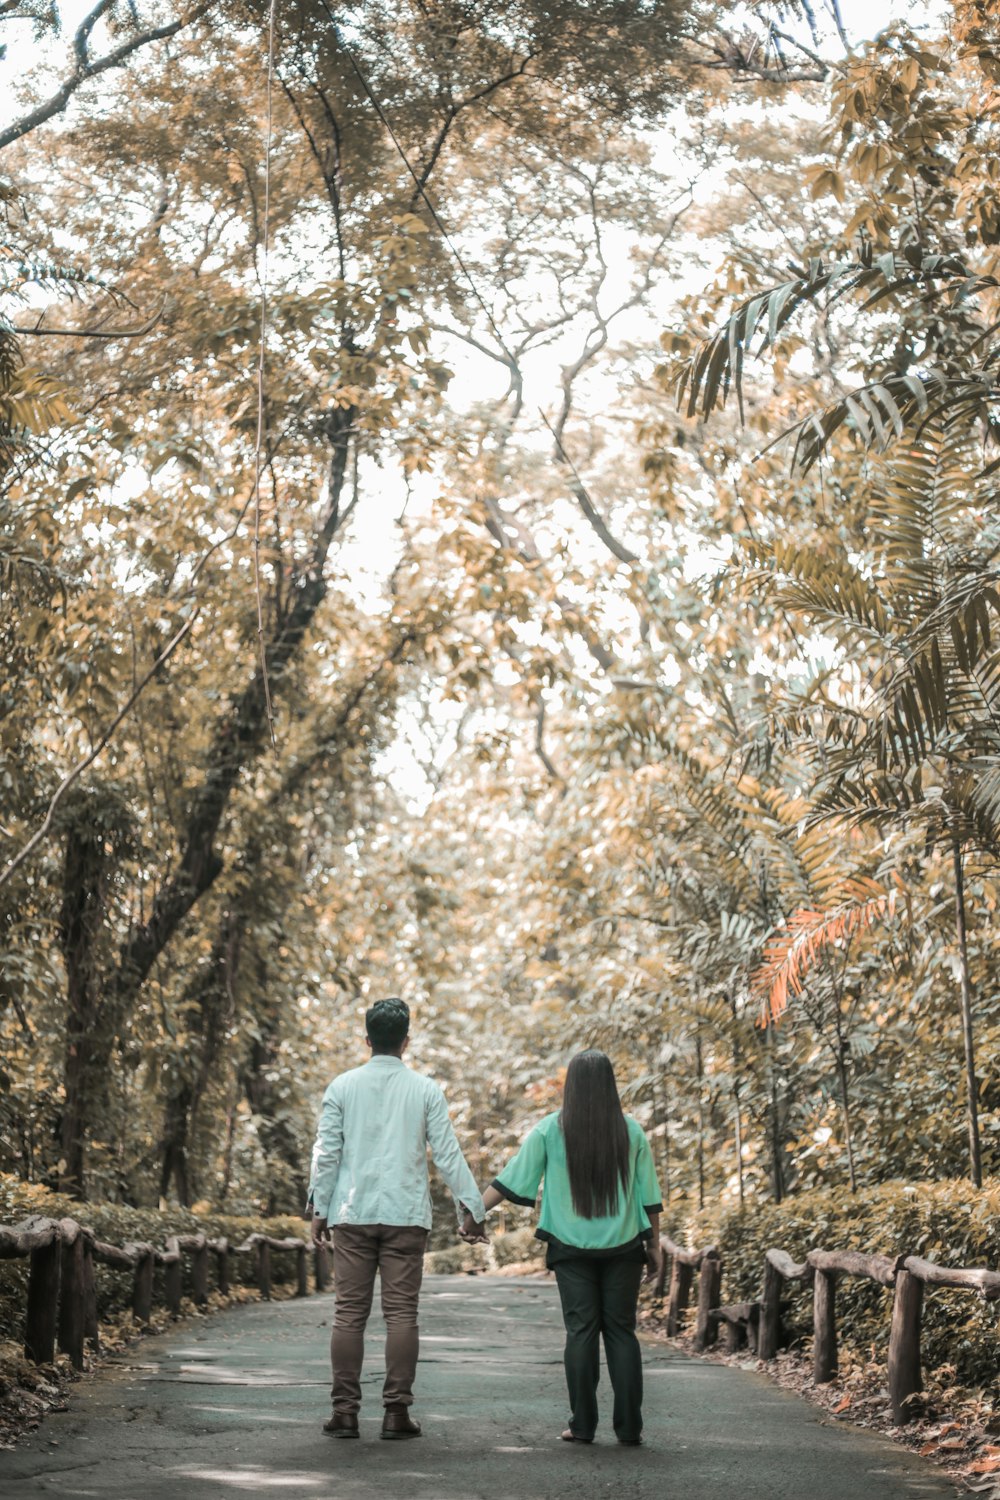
[750,876,901,1026]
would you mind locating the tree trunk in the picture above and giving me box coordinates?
[834,1046,858,1193]
[220,1080,239,1203]
[158,905,242,1205]
[952,834,982,1188]
[766,1019,785,1204]
[65,408,356,1194]
[241,1002,306,1214]
[159,1080,194,1207]
[649,1063,669,1211]
[695,1033,705,1211]
[733,1083,744,1205]
[728,996,744,1204]
[58,803,115,1199]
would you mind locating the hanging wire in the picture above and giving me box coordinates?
[252,0,279,751]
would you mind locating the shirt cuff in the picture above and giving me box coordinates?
[491,1176,537,1209]
[643,1202,664,1215]
[457,1193,486,1224]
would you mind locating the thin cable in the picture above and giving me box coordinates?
[252,0,279,751]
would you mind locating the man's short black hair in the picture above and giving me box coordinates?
[365,997,410,1052]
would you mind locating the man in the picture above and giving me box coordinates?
[308,997,486,1440]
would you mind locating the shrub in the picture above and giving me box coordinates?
[424,1243,490,1274]
[491,1227,544,1268]
[677,1178,1000,1393]
[0,1175,309,1345]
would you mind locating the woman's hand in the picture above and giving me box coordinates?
[643,1240,663,1285]
[459,1210,488,1244]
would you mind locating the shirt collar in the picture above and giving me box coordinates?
[365,1054,405,1067]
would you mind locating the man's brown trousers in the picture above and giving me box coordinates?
[330,1223,429,1413]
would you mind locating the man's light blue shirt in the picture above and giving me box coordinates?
[309,1055,486,1230]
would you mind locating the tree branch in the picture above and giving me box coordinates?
[0,606,200,892]
[0,0,216,152]
[14,306,164,338]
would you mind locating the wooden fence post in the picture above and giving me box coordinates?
[25,1231,61,1364]
[667,1258,694,1336]
[888,1268,924,1424]
[216,1243,230,1297]
[296,1244,308,1298]
[654,1241,670,1300]
[813,1268,837,1383]
[694,1253,722,1351]
[759,1256,781,1361]
[257,1239,272,1300]
[164,1249,182,1317]
[746,1302,761,1355]
[133,1248,154,1325]
[82,1237,99,1351]
[191,1240,209,1306]
[58,1226,86,1370]
[314,1244,330,1291]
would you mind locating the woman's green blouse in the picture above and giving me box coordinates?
[492,1112,662,1253]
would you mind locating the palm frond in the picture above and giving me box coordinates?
[677,245,1000,467]
[750,876,901,1024]
[740,536,894,642]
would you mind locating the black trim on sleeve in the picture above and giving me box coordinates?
[491,1177,537,1209]
[643,1202,664,1215]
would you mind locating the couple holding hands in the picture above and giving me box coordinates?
[308,998,663,1446]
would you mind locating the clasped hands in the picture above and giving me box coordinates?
[459,1209,488,1244]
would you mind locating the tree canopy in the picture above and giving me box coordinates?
[2,0,999,1221]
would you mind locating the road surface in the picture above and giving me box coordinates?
[0,1273,958,1499]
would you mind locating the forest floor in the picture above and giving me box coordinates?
[0,1273,959,1499]
[640,1305,1000,1499]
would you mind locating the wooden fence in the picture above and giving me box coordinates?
[657,1235,1000,1424]
[0,1215,333,1371]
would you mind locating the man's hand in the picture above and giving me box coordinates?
[459,1210,488,1244]
[643,1240,663,1285]
[311,1214,331,1247]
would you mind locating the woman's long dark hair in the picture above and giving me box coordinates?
[560,1050,630,1219]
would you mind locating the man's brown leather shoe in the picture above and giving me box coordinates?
[381,1406,421,1440]
[323,1412,359,1438]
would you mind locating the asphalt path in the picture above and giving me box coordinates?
[0,1274,958,1499]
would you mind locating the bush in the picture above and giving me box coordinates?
[424,1243,490,1274]
[0,1175,309,1345]
[491,1227,544,1268]
[678,1178,1000,1393]
[423,1226,543,1274]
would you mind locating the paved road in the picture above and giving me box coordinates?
[1,1274,957,1499]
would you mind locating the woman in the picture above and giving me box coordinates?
[470,1050,662,1446]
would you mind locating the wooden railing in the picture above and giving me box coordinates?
[0,1215,333,1370]
[657,1234,1000,1423]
